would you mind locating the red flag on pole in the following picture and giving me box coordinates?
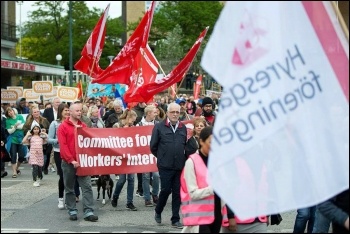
[123,44,160,103]
[74,4,110,78]
[77,80,83,99]
[122,27,209,103]
[193,74,203,100]
[91,1,157,85]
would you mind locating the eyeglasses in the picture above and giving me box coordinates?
[204,104,213,108]
[169,111,180,114]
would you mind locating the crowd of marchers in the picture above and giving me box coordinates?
[1,92,348,233]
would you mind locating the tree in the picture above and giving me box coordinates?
[155,25,184,74]
[128,1,223,74]
[21,1,124,69]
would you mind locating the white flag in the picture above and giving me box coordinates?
[201,1,349,219]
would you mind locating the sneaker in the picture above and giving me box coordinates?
[172,221,183,229]
[136,190,144,197]
[43,169,48,175]
[126,203,137,211]
[154,211,161,224]
[84,214,98,222]
[58,198,65,209]
[111,197,118,207]
[50,167,56,173]
[33,181,40,187]
[1,171,8,178]
[69,214,77,221]
[152,195,159,205]
[37,178,41,185]
[145,200,153,207]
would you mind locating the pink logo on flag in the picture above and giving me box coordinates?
[232,11,269,66]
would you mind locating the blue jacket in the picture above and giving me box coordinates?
[150,118,187,171]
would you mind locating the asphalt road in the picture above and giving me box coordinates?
[1,163,297,233]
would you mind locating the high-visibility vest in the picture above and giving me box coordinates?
[180,153,228,226]
[232,157,267,224]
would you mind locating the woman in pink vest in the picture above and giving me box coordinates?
[180,126,236,233]
[222,157,268,233]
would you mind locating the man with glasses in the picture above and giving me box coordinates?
[150,103,187,229]
[201,97,216,126]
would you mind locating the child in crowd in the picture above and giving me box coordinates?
[22,121,48,187]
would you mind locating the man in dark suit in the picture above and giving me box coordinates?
[42,97,61,174]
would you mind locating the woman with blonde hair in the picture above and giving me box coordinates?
[112,109,137,128]
[111,108,138,211]
[87,105,105,128]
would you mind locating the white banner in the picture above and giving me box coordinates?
[201,1,349,219]
[23,89,41,102]
[56,86,79,103]
[7,86,24,98]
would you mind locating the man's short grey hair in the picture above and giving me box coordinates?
[52,97,61,103]
[167,102,180,112]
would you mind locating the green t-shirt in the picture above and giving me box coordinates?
[5,115,25,144]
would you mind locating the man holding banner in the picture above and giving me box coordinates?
[57,103,98,222]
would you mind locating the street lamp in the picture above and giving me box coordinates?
[107,56,114,65]
[17,1,23,59]
[56,54,62,65]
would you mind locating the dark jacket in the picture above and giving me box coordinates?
[42,107,55,124]
[185,136,199,158]
[318,189,349,233]
[133,104,145,124]
[150,119,187,171]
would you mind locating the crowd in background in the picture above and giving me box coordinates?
[1,91,348,233]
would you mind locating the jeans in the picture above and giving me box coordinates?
[61,161,95,218]
[155,169,181,224]
[54,152,64,198]
[137,173,143,193]
[43,144,53,171]
[32,165,43,181]
[112,174,135,204]
[142,171,159,201]
[312,206,331,233]
[10,143,25,164]
[293,206,316,233]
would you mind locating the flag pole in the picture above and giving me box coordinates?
[331,1,349,41]
[82,57,97,102]
[157,61,191,120]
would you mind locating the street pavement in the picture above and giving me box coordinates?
[1,163,296,233]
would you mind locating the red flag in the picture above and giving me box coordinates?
[193,74,203,99]
[74,4,110,78]
[123,44,160,103]
[77,80,83,99]
[91,1,156,85]
[123,27,209,103]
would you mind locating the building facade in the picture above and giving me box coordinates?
[1,1,65,90]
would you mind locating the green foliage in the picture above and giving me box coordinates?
[155,25,184,74]
[21,1,223,75]
[21,1,125,70]
[130,1,224,74]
